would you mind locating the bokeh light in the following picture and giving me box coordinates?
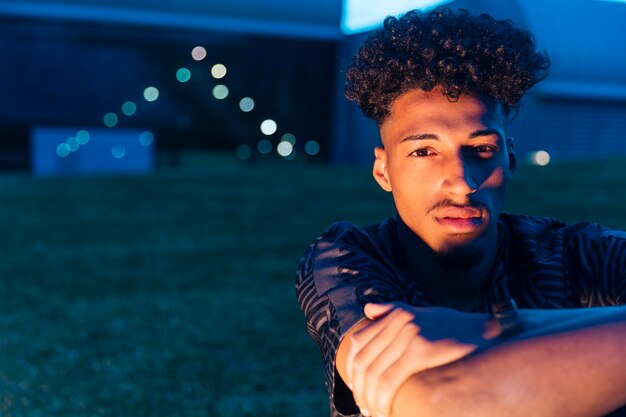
[236,145,252,160]
[531,150,551,166]
[56,143,71,158]
[76,130,90,145]
[211,64,227,79]
[305,140,320,156]
[176,68,191,83]
[191,46,207,61]
[285,149,297,161]
[121,101,137,116]
[260,119,277,135]
[66,136,79,152]
[257,139,272,154]
[281,133,296,145]
[212,85,229,99]
[111,145,126,159]
[143,86,159,102]
[239,97,255,112]
[103,112,118,127]
[277,141,294,157]
[139,131,154,146]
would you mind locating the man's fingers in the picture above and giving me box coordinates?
[364,302,398,320]
[371,336,478,415]
[347,305,401,415]
[348,305,490,417]
[346,306,405,386]
[345,319,386,391]
[350,308,419,415]
[361,323,416,417]
[374,349,421,415]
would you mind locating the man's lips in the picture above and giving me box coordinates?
[433,206,485,232]
[434,206,483,219]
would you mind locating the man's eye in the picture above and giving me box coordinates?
[471,145,497,157]
[409,148,434,157]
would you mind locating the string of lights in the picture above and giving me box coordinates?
[53,44,322,166]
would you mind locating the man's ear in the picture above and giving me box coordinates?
[506,137,517,176]
[373,147,392,192]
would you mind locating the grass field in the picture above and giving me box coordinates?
[1,153,625,417]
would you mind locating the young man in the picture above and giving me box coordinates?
[295,7,626,417]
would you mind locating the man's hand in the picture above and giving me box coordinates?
[345,302,495,417]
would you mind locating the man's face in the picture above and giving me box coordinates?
[373,88,516,260]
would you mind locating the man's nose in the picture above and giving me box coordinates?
[442,155,477,196]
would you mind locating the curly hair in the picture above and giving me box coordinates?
[345,7,551,123]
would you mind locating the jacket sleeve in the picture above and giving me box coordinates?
[566,224,626,306]
[295,221,406,416]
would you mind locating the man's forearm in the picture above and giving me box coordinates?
[391,307,626,417]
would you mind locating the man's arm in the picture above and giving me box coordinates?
[338,303,626,417]
[337,303,497,416]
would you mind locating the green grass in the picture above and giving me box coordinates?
[0,153,625,416]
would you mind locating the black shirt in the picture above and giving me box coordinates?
[296,214,626,417]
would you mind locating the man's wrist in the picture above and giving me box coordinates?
[491,298,522,338]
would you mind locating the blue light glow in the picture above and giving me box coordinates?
[56,143,71,158]
[285,149,296,160]
[257,139,272,154]
[239,97,255,112]
[281,133,296,145]
[122,101,137,116]
[236,145,252,160]
[76,130,90,145]
[143,87,159,102]
[111,145,126,159]
[66,136,79,152]
[305,140,320,156]
[34,127,154,174]
[176,67,191,83]
[138,131,154,146]
[341,0,451,35]
[103,112,119,127]
[212,85,229,99]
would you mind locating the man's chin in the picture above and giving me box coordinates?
[434,243,486,272]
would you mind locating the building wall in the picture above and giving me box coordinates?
[509,96,626,162]
[0,17,337,169]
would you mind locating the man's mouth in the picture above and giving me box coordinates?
[435,206,483,219]
[433,207,485,232]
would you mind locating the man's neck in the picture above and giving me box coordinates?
[415,253,495,311]
[397,217,498,312]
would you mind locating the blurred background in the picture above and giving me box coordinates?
[0,0,625,416]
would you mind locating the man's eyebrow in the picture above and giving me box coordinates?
[400,133,439,143]
[469,128,503,140]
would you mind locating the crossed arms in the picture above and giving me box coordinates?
[337,303,626,417]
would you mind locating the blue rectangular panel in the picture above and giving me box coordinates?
[31,127,155,175]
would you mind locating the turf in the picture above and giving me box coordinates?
[0,153,625,417]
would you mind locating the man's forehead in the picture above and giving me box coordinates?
[389,88,502,112]
[381,88,507,136]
